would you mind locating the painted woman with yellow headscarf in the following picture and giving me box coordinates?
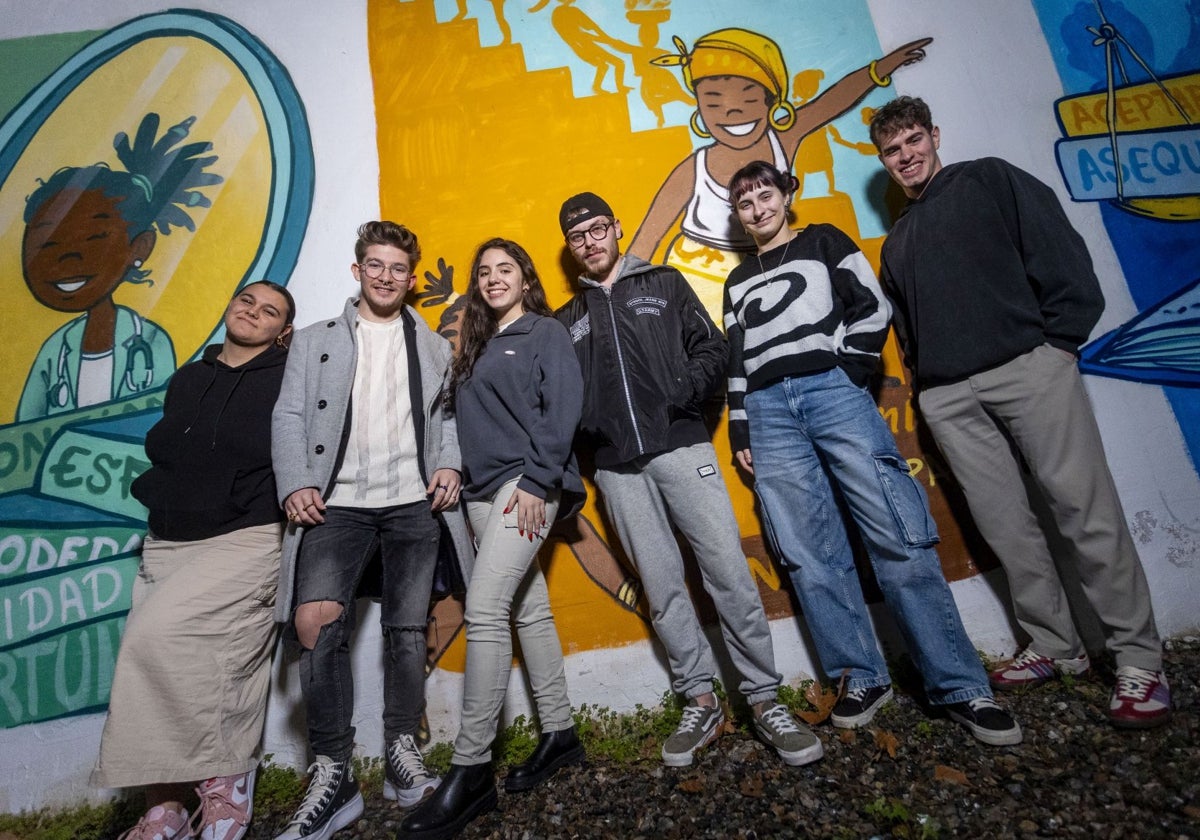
[627,28,929,321]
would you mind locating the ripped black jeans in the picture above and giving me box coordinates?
[294,501,440,760]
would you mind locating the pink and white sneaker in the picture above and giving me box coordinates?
[192,771,255,840]
[118,804,191,840]
[1108,665,1171,729]
[989,647,1090,690]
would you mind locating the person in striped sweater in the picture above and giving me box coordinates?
[724,160,1020,746]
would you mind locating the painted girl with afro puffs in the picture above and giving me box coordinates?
[17,112,222,421]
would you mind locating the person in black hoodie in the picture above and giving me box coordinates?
[401,238,585,840]
[870,96,1168,730]
[91,281,295,840]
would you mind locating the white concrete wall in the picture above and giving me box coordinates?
[1,0,1197,814]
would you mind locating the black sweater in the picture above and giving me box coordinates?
[132,343,288,541]
[879,157,1104,388]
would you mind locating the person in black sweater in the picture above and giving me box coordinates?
[871,96,1168,728]
[91,281,295,840]
[401,239,584,840]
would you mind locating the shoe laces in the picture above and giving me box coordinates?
[388,734,430,784]
[286,760,341,829]
[757,703,801,734]
[189,775,250,837]
[1010,648,1049,668]
[965,696,1002,712]
[1114,666,1159,698]
[843,686,870,703]
[674,704,713,734]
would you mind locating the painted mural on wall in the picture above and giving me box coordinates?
[365,0,1014,675]
[0,10,313,728]
[1033,0,1200,466]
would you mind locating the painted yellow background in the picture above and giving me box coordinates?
[367,0,955,673]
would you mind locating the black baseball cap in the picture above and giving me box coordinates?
[559,192,614,234]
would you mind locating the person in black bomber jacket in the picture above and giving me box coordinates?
[871,96,1168,729]
[553,191,822,770]
[92,281,295,840]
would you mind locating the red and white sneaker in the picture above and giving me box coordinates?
[989,647,1090,690]
[192,771,255,840]
[1108,666,1171,728]
[118,804,191,840]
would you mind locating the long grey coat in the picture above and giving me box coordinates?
[270,298,474,622]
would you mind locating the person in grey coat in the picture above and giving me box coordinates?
[271,221,472,840]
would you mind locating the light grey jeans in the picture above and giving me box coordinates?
[595,442,782,706]
[453,478,573,765]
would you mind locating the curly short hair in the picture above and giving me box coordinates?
[868,95,934,150]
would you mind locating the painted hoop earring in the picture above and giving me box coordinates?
[690,110,712,139]
[769,100,796,132]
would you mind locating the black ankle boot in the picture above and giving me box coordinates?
[399,762,496,839]
[504,726,586,792]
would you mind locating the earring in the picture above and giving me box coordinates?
[769,101,796,132]
[133,259,143,268]
[689,110,712,139]
[275,335,288,348]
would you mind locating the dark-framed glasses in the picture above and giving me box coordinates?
[359,260,411,280]
[566,220,614,247]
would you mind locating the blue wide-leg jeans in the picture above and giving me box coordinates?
[746,368,990,705]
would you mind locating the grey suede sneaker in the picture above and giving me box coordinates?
[661,703,724,767]
[753,702,824,766]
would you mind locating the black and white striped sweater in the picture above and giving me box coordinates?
[723,223,891,452]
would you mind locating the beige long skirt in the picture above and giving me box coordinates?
[90,523,283,788]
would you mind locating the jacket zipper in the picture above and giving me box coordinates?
[602,286,645,456]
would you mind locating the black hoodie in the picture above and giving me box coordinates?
[132,343,288,541]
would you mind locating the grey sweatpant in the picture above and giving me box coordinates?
[595,442,781,705]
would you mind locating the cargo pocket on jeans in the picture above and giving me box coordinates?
[873,453,939,549]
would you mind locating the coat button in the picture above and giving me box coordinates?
[326,321,336,327]
[314,444,325,454]
[318,400,327,409]
[320,353,329,362]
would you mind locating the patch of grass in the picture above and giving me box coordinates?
[352,755,385,800]
[253,755,306,815]
[777,679,819,716]
[423,740,455,774]
[574,694,683,763]
[864,796,941,839]
[2,695,730,837]
[491,713,540,769]
[0,797,140,840]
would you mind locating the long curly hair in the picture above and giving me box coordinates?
[450,238,551,395]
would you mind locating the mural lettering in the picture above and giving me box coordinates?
[0,10,314,728]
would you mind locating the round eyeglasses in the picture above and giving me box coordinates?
[565,221,614,248]
[359,260,411,281]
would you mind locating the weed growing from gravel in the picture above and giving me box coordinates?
[0,799,140,840]
[864,795,942,839]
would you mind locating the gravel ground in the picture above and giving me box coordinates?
[240,637,1200,840]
